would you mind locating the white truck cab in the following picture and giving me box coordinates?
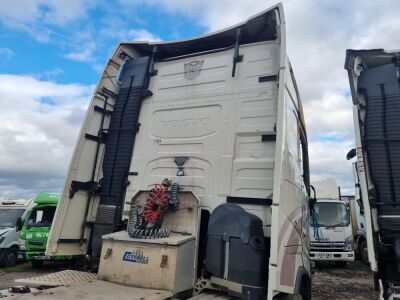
[310,179,355,265]
[0,198,33,266]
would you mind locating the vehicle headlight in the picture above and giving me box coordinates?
[344,237,353,252]
[0,236,5,245]
[18,239,26,250]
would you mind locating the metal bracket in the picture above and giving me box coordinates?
[174,157,189,167]
[261,134,276,142]
[141,90,153,98]
[259,75,278,82]
[94,105,112,116]
[85,132,107,143]
[232,28,243,77]
[100,86,118,99]
[69,180,99,199]
[160,255,168,268]
[118,50,133,60]
[174,157,188,177]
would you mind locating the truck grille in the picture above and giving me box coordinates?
[310,241,345,252]
[28,241,46,246]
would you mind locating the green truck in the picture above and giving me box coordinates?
[18,192,71,267]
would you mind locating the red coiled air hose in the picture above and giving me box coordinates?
[142,184,169,224]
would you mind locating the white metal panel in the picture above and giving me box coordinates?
[312,178,340,200]
[46,48,124,256]
[124,42,280,227]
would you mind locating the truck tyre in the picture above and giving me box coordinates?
[276,278,311,300]
[2,247,18,267]
[275,293,302,300]
[31,260,43,269]
[359,240,369,265]
[335,261,347,268]
[373,272,379,292]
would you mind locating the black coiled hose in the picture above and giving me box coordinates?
[127,206,170,239]
[169,183,180,211]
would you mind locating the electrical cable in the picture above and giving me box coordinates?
[311,207,322,240]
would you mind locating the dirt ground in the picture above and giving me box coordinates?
[312,261,379,299]
[0,262,65,290]
[1,261,379,299]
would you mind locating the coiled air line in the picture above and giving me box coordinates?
[128,181,181,239]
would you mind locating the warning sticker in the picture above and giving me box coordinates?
[356,146,365,172]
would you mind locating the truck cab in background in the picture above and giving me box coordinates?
[310,179,355,266]
[0,198,33,266]
[342,162,369,265]
[18,192,71,268]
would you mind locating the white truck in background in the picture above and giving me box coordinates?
[309,179,354,266]
[0,198,33,266]
[342,162,369,265]
[4,4,314,300]
[345,49,400,299]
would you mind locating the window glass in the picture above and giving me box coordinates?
[286,90,301,183]
[0,209,25,227]
[312,202,350,227]
[27,206,56,228]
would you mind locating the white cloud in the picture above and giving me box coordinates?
[0,74,93,197]
[0,0,94,43]
[0,48,14,60]
[0,0,91,27]
[64,48,94,63]
[34,68,65,80]
[127,29,162,42]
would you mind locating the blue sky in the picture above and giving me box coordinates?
[0,0,399,197]
[0,2,205,85]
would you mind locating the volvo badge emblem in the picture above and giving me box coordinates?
[184,60,204,80]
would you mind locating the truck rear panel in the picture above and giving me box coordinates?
[47,4,311,298]
[345,49,400,297]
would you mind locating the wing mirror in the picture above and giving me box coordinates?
[15,217,23,232]
[346,148,356,160]
[309,185,317,212]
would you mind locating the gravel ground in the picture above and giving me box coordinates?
[1,261,379,299]
[312,261,379,299]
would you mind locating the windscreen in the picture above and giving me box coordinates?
[27,206,56,228]
[0,208,25,228]
[313,202,349,227]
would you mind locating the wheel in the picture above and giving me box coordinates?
[2,247,18,267]
[300,277,312,300]
[359,240,369,265]
[275,293,302,300]
[275,277,311,300]
[335,261,347,268]
[373,272,379,292]
[31,259,44,268]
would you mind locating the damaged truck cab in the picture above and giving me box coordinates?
[46,4,312,300]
